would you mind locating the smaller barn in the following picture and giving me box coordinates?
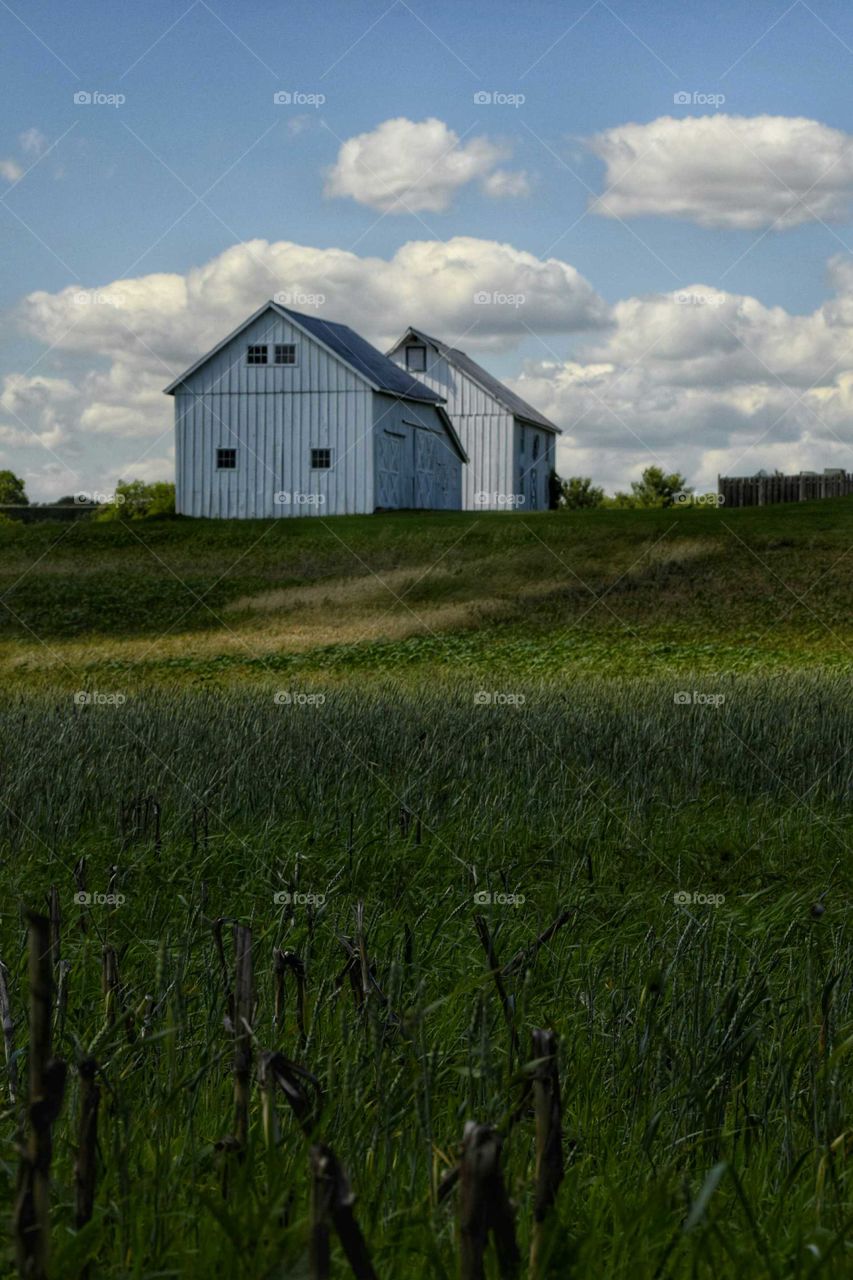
[387,327,560,511]
[165,302,467,518]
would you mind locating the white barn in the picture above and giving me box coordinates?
[387,327,560,511]
[165,302,467,518]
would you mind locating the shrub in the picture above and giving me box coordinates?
[94,480,176,521]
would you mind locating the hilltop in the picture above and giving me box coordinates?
[0,499,850,691]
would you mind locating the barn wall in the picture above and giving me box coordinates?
[513,421,554,512]
[372,394,462,511]
[387,339,531,511]
[174,312,374,518]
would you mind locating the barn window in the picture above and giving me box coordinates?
[274,343,297,365]
[311,448,332,470]
[533,435,540,460]
[217,448,237,470]
[247,345,268,365]
[406,345,427,372]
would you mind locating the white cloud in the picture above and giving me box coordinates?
[19,127,47,157]
[506,271,853,492]
[325,116,528,212]
[6,235,606,498]
[6,234,853,501]
[0,159,23,182]
[588,114,853,229]
[481,168,531,198]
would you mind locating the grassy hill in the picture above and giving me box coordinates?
[0,498,850,691]
[1,503,851,1277]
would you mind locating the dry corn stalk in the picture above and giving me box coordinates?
[233,925,253,1151]
[13,911,67,1280]
[74,1058,100,1229]
[309,1144,377,1280]
[458,1122,520,1280]
[529,1029,564,1276]
[0,957,17,1105]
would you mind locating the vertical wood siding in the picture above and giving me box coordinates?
[388,340,552,511]
[372,394,462,511]
[174,312,374,518]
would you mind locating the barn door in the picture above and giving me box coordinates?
[377,430,404,508]
[414,428,438,508]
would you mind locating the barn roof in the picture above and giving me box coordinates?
[391,327,560,432]
[164,302,443,405]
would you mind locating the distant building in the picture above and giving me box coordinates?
[165,301,467,518]
[718,468,853,507]
[387,327,560,511]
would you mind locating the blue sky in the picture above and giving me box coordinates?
[3,0,853,497]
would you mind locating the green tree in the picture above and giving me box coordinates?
[93,479,176,521]
[628,466,692,509]
[0,470,29,505]
[560,475,605,510]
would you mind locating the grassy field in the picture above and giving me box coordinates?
[0,499,850,689]
[0,505,851,1278]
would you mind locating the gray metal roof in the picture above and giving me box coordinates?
[278,306,443,403]
[397,328,560,431]
[165,302,445,403]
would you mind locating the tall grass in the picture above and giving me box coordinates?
[0,675,850,1276]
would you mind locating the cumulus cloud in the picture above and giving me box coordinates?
[325,116,528,212]
[0,158,23,182]
[505,273,853,492]
[5,233,853,501]
[5,235,606,497]
[588,114,853,229]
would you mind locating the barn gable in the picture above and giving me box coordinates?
[386,327,559,511]
[386,327,560,432]
[165,303,465,518]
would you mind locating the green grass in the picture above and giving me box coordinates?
[0,500,850,690]
[0,679,851,1278]
[0,505,850,1275]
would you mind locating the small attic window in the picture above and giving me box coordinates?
[247,345,268,365]
[217,448,237,470]
[311,448,332,470]
[274,343,297,365]
[406,344,427,372]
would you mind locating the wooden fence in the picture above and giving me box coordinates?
[717,471,853,508]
